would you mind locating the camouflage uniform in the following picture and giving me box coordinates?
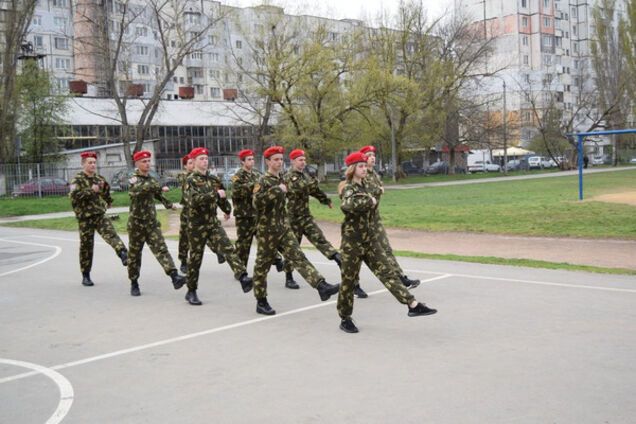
[231,167,261,267]
[70,171,127,273]
[282,169,338,273]
[337,180,414,319]
[127,169,178,281]
[184,170,246,291]
[252,172,328,299]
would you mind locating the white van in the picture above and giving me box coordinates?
[527,156,542,169]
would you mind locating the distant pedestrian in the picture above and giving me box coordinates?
[337,152,437,333]
[583,155,589,169]
[251,146,339,315]
[182,147,253,305]
[126,150,185,296]
[360,145,421,288]
[70,151,128,286]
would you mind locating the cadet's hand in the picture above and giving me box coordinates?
[279,183,287,193]
[162,186,170,192]
[218,189,226,199]
[328,202,333,209]
[91,184,100,193]
[380,187,384,194]
[371,197,377,206]
[224,213,230,221]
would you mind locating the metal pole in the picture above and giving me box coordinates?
[391,111,397,183]
[502,80,507,175]
[578,134,584,200]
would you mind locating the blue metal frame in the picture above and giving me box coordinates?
[569,129,636,200]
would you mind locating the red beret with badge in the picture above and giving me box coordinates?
[289,149,305,160]
[80,151,97,159]
[345,151,367,166]
[189,147,209,158]
[263,145,284,159]
[238,149,254,160]
[359,145,376,155]
[133,150,151,162]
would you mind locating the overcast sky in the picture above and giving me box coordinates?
[226,0,457,24]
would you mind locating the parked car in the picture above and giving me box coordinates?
[527,156,544,169]
[468,160,501,173]
[110,168,168,191]
[425,161,449,175]
[401,161,426,175]
[590,156,606,166]
[13,177,70,197]
[504,159,528,172]
[630,157,636,164]
[541,157,557,168]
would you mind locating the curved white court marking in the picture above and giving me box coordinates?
[0,358,74,424]
[0,238,62,278]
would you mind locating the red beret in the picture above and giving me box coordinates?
[181,154,191,166]
[345,151,367,166]
[263,145,284,159]
[359,145,376,155]
[80,151,97,159]
[133,150,151,162]
[189,147,209,158]
[238,149,254,160]
[289,149,305,160]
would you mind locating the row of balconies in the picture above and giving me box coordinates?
[68,80,238,100]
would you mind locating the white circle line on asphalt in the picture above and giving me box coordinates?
[0,238,62,278]
[0,273,452,386]
[0,358,74,424]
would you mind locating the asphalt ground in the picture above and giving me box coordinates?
[1,227,635,423]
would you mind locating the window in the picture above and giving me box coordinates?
[136,26,148,37]
[209,69,220,79]
[138,64,149,74]
[55,58,71,69]
[135,45,148,55]
[544,0,549,7]
[53,0,68,7]
[208,35,217,45]
[33,35,43,48]
[191,52,203,60]
[187,13,200,24]
[544,54,552,65]
[524,74,530,83]
[235,40,242,49]
[54,17,67,28]
[523,55,529,65]
[522,17,528,27]
[193,69,203,78]
[54,37,69,50]
[542,35,553,47]
[32,15,42,26]
[195,85,203,95]
[573,42,579,53]
[522,36,529,46]
[210,53,220,62]
[573,25,577,36]
[574,59,579,69]
[544,17,551,27]
[521,0,527,7]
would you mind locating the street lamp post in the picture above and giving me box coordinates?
[502,79,507,175]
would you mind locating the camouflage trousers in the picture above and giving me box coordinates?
[337,236,414,319]
[234,216,256,268]
[283,214,338,273]
[78,214,126,273]
[127,218,176,281]
[253,226,323,299]
[371,212,403,274]
[179,208,218,264]
[187,221,246,291]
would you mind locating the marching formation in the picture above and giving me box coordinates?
[70,146,437,333]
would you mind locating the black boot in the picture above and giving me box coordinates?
[285,272,299,289]
[400,275,421,289]
[179,261,187,275]
[119,250,128,266]
[130,280,140,296]
[170,270,186,290]
[81,272,94,287]
[273,256,284,272]
[330,252,343,268]
[316,280,340,301]
[354,285,368,299]
[239,272,253,293]
[185,289,202,305]
[408,302,437,317]
[256,297,276,315]
[217,254,226,264]
[339,318,359,333]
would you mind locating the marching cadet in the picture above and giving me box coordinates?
[177,153,226,274]
[251,146,339,316]
[183,147,253,306]
[337,152,437,333]
[360,145,421,288]
[231,149,284,271]
[127,150,185,296]
[282,149,354,292]
[70,151,128,286]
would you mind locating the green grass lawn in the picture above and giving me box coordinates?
[310,169,636,239]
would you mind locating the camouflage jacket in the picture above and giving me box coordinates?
[128,170,173,223]
[284,169,331,218]
[70,171,113,219]
[177,171,191,206]
[184,171,231,226]
[253,171,289,233]
[340,180,376,242]
[364,168,384,202]
[231,168,260,218]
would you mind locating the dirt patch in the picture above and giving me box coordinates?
[590,191,636,207]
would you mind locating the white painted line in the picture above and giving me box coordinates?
[0,358,74,424]
[0,238,62,278]
[0,274,451,385]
